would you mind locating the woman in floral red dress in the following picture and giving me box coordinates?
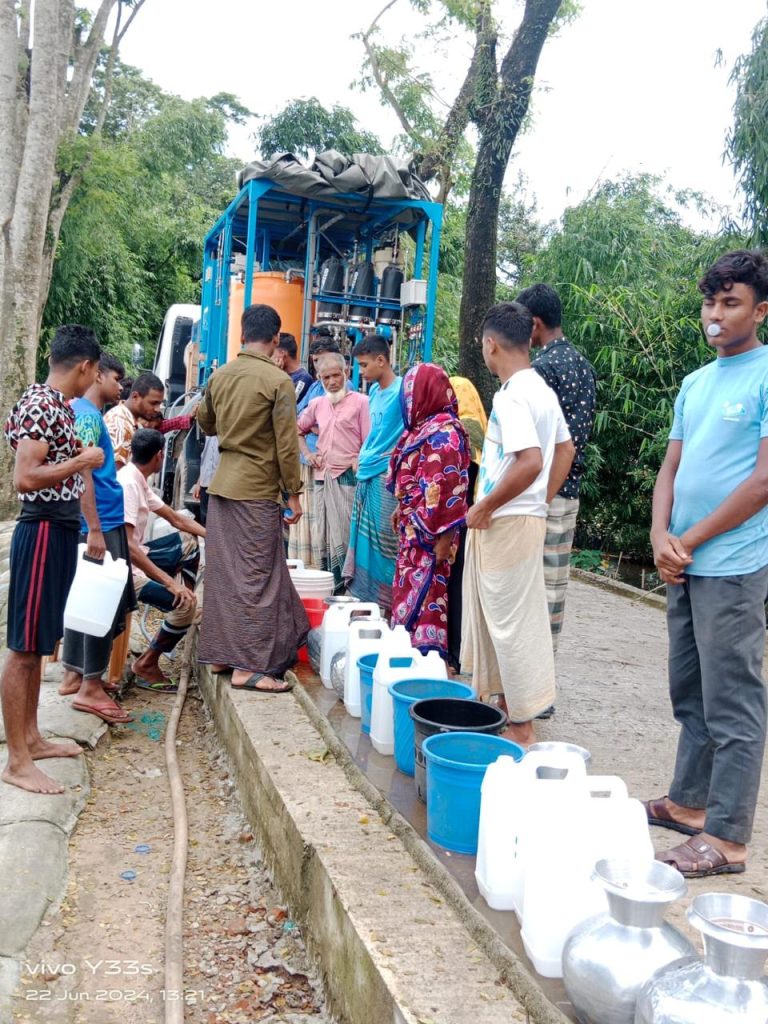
[387,363,470,658]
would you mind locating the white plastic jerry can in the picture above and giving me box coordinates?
[370,641,446,756]
[475,749,588,915]
[344,620,391,718]
[63,544,130,637]
[320,602,381,688]
[520,775,653,980]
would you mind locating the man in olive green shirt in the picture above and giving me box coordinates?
[197,304,310,692]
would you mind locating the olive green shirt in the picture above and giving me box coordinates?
[197,349,302,501]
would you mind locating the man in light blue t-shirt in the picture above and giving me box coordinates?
[648,250,768,879]
[342,334,403,614]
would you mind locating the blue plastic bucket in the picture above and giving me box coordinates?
[422,732,524,854]
[357,653,378,735]
[389,679,474,776]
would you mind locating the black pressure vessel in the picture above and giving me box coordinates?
[317,257,345,320]
[348,261,376,323]
[376,264,404,325]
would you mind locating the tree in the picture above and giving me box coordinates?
[727,13,768,244]
[43,69,244,371]
[256,98,383,159]
[359,0,569,407]
[525,175,745,555]
[0,0,146,513]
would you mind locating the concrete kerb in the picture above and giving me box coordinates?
[570,567,667,610]
[199,666,569,1024]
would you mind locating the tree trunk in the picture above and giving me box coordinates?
[457,0,564,410]
[0,0,144,517]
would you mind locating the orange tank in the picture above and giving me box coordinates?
[227,272,306,363]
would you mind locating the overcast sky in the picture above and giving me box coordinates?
[120,0,767,227]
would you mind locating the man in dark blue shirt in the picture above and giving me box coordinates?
[517,283,597,654]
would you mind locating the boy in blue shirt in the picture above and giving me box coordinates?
[60,352,136,723]
[343,335,403,614]
[648,250,768,877]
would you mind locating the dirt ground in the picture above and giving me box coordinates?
[12,683,330,1024]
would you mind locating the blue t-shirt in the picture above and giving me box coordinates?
[669,345,768,576]
[71,397,124,533]
[297,378,323,462]
[356,377,403,481]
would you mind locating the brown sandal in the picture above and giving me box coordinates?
[644,795,702,836]
[657,837,746,878]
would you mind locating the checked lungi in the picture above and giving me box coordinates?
[543,495,579,653]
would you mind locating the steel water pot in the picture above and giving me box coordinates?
[635,892,768,1024]
[562,859,695,1024]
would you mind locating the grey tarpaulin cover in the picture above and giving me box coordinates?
[237,150,432,203]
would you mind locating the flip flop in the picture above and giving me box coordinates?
[134,677,179,694]
[72,701,134,724]
[657,837,746,878]
[231,671,294,694]
[644,796,702,837]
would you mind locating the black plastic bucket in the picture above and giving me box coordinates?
[409,697,508,803]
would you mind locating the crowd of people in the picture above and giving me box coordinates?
[2,248,768,882]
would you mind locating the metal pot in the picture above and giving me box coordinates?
[528,741,592,767]
[635,892,768,1023]
[562,859,694,1024]
[330,650,346,699]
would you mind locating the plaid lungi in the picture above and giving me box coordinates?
[288,463,318,568]
[543,495,579,653]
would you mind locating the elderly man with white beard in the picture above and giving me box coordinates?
[297,353,371,589]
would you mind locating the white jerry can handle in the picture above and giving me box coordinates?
[347,602,382,622]
[286,559,304,572]
[586,776,629,800]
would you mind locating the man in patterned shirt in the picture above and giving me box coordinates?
[2,325,104,794]
[518,284,597,657]
[104,371,166,468]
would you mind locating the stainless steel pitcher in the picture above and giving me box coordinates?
[635,892,768,1023]
[562,859,695,1024]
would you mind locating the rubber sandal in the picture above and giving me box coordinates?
[231,671,294,694]
[644,796,702,836]
[72,701,134,724]
[657,837,746,878]
[134,677,179,694]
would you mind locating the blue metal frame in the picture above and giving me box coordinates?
[197,179,443,385]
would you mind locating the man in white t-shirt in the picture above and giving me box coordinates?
[461,302,575,747]
[118,429,205,692]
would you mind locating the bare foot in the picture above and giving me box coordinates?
[132,659,172,686]
[2,763,65,794]
[58,669,82,696]
[28,738,83,760]
[502,720,536,748]
[663,796,706,832]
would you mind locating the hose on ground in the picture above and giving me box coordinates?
[163,622,196,1024]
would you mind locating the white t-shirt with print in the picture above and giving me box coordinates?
[477,368,571,518]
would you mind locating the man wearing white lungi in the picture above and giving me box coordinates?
[461,302,575,747]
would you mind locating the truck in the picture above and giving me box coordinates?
[152,153,443,514]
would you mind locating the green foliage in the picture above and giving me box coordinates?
[43,63,243,371]
[256,98,383,159]
[570,548,603,572]
[727,14,768,244]
[525,174,747,556]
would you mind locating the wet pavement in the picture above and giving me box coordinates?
[301,672,574,1020]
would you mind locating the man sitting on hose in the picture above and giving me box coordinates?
[118,429,205,692]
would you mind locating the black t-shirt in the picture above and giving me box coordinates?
[533,338,597,499]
